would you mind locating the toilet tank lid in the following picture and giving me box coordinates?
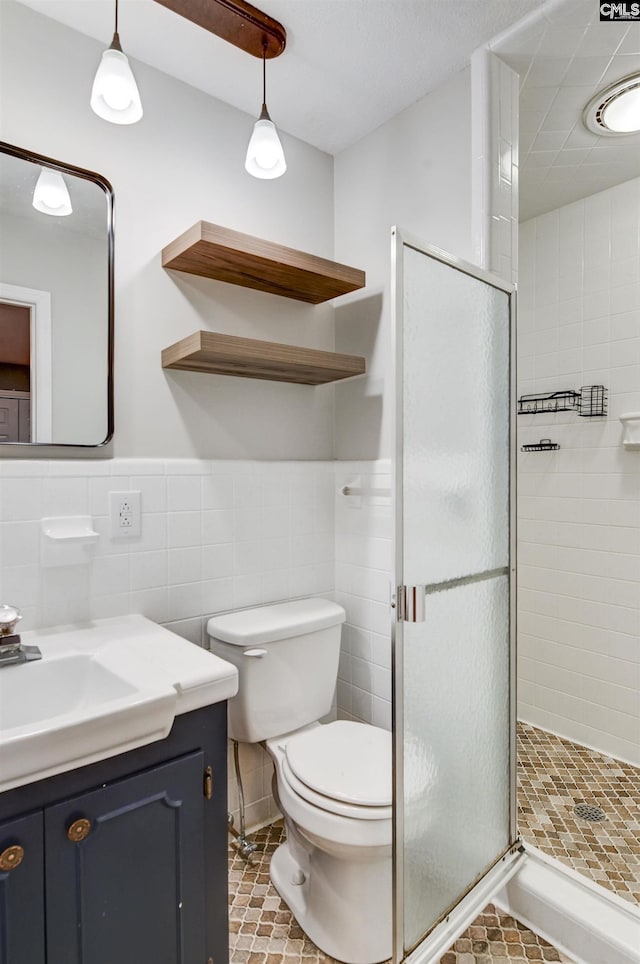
[207,598,346,646]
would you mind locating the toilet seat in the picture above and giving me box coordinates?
[281,756,392,820]
[281,720,392,820]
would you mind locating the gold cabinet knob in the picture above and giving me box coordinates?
[67,818,92,842]
[0,844,24,872]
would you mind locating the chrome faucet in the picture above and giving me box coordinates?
[0,605,42,667]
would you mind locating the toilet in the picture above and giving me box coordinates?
[207,598,392,964]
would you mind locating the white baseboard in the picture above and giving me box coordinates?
[494,844,640,964]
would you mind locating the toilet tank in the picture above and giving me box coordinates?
[207,598,345,743]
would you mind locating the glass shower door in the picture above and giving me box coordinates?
[392,232,517,960]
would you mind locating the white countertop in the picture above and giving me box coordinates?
[0,614,238,793]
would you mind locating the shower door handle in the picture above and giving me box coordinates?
[395,585,426,622]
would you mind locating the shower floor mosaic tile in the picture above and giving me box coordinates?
[228,821,573,964]
[517,721,640,904]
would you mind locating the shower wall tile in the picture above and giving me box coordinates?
[471,50,519,283]
[517,175,640,767]
[334,460,394,730]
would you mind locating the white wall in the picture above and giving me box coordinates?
[333,67,473,462]
[0,1,337,460]
[0,3,479,818]
[517,176,640,767]
[331,69,474,725]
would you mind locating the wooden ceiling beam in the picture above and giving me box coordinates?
[152,0,286,58]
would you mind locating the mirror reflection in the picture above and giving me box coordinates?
[0,144,113,446]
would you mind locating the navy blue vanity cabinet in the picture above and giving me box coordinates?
[0,702,229,964]
[0,812,45,964]
[45,751,206,964]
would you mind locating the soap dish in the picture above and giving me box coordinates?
[41,516,99,566]
[619,413,640,450]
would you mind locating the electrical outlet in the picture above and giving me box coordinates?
[109,491,141,538]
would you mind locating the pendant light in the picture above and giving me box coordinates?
[91,0,143,125]
[32,168,72,217]
[245,41,286,179]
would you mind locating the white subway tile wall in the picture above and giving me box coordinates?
[0,459,335,634]
[334,461,394,730]
[517,176,640,767]
[489,55,519,285]
[227,740,280,835]
[0,457,337,830]
[0,457,395,828]
[471,49,519,284]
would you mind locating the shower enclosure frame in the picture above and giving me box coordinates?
[390,228,521,964]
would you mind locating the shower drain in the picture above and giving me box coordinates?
[574,803,607,823]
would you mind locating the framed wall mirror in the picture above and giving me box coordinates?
[0,142,113,447]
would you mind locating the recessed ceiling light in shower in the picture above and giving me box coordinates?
[583,72,640,135]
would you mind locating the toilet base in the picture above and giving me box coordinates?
[269,831,392,964]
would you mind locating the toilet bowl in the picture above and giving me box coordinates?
[207,598,393,964]
[267,721,392,964]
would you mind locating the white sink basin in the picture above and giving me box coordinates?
[0,614,238,794]
[0,653,138,730]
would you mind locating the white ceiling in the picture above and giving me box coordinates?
[492,0,640,220]
[16,0,546,155]
[14,0,636,222]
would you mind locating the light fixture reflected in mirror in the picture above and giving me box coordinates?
[584,72,640,136]
[32,168,73,217]
[245,41,286,179]
[91,0,143,125]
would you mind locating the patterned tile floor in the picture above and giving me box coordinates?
[517,722,640,904]
[228,821,573,964]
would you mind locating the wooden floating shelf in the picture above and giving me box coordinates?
[162,222,366,305]
[162,331,366,385]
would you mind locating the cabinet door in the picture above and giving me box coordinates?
[18,398,30,443]
[0,397,19,443]
[0,812,45,964]
[45,751,206,964]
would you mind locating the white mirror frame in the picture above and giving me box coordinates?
[0,281,52,443]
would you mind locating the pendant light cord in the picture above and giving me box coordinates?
[111,0,122,51]
[257,39,269,120]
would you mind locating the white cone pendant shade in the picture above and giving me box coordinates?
[246,43,286,180]
[32,168,72,217]
[90,1,142,125]
[91,46,143,125]
[245,107,286,179]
